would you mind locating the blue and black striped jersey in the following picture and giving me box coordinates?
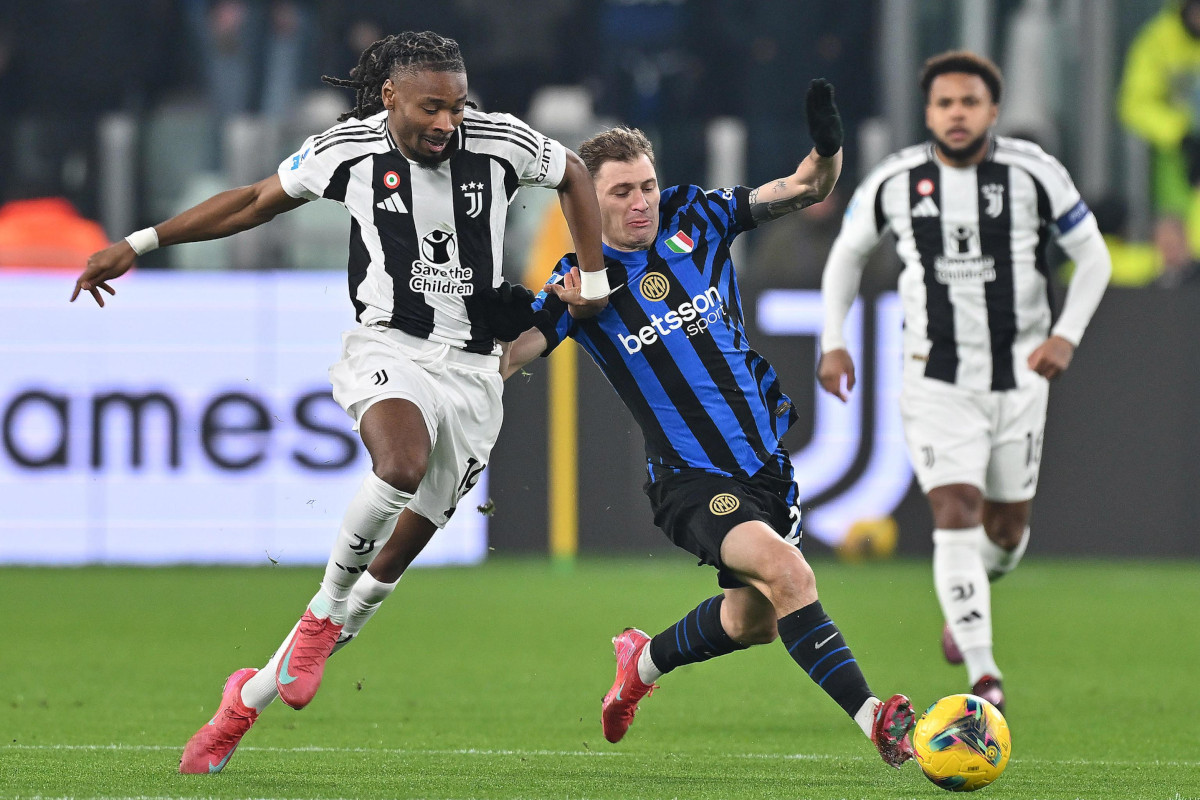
[533,184,799,482]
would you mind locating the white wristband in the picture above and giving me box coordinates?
[124,227,159,256]
[579,267,610,300]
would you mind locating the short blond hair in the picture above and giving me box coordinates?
[578,126,655,177]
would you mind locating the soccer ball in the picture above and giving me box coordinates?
[912,694,1012,792]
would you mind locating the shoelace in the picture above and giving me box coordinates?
[209,707,254,748]
[288,619,339,672]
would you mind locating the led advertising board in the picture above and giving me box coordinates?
[0,271,487,566]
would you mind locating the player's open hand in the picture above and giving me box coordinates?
[544,267,610,319]
[817,348,856,402]
[1027,334,1074,380]
[71,241,137,307]
[806,79,843,158]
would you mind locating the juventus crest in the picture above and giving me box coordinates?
[981,183,1004,218]
[460,181,485,218]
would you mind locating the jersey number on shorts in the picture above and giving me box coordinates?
[444,457,486,520]
[782,503,803,548]
[457,457,485,500]
[1024,431,1043,467]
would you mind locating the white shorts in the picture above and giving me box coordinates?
[329,325,503,527]
[899,370,1049,502]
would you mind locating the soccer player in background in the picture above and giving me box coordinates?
[71,30,610,774]
[494,82,919,769]
[817,51,1111,712]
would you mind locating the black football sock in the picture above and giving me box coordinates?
[777,600,873,717]
[648,595,748,675]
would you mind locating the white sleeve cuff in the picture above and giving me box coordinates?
[1054,219,1112,346]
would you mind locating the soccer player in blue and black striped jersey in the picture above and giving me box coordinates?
[501,81,919,770]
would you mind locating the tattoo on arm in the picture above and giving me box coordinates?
[751,191,817,223]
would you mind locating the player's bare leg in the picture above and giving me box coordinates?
[721,521,915,767]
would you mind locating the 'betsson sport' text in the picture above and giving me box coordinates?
[618,286,725,354]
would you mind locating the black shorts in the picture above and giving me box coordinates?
[644,456,803,589]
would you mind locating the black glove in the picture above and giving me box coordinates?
[806,78,843,157]
[1184,133,1200,186]
[475,280,542,342]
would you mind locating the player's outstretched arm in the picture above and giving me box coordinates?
[749,78,844,224]
[556,150,610,314]
[72,174,307,307]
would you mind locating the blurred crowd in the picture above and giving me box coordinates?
[0,1,874,208]
[1,0,1197,290]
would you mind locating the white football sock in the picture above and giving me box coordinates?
[962,646,1002,686]
[933,527,996,683]
[239,619,300,712]
[854,697,881,738]
[330,572,403,655]
[309,471,411,623]
[980,527,1029,581]
[637,639,663,684]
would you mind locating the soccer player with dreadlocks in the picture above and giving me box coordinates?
[72,31,610,774]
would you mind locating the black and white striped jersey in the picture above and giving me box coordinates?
[277,107,567,354]
[822,136,1104,391]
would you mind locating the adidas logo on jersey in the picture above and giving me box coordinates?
[911,196,939,218]
[376,193,408,214]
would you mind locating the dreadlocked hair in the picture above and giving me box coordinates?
[321,30,474,122]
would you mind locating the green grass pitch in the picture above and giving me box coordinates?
[2,556,1198,799]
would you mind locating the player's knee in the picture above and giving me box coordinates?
[759,547,817,608]
[372,458,427,495]
[928,485,983,528]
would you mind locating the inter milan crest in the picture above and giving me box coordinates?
[709,493,740,515]
[638,272,670,302]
